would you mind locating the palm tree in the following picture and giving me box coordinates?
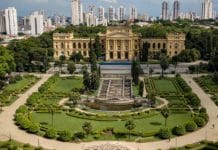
[125,120,136,140]
[82,122,92,137]
[161,107,170,127]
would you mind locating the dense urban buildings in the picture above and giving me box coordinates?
[129,7,138,20]
[0,7,18,36]
[53,26,186,61]
[118,6,125,21]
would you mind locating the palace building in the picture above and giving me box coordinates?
[53,26,186,61]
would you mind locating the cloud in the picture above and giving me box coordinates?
[101,0,117,3]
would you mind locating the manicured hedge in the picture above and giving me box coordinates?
[185,122,197,132]
[158,128,171,139]
[172,125,186,136]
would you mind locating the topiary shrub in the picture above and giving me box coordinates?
[158,128,171,139]
[27,123,39,133]
[58,130,72,142]
[198,113,209,122]
[194,117,206,127]
[45,128,57,139]
[199,107,207,113]
[16,105,28,114]
[172,125,186,136]
[185,122,197,132]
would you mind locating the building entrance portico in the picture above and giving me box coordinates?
[99,26,140,61]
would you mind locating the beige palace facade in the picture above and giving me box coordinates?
[53,26,186,61]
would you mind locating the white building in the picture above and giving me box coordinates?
[0,7,18,36]
[202,0,213,19]
[71,0,83,25]
[98,6,105,22]
[29,11,44,36]
[130,7,137,20]
[118,6,125,21]
[85,12,98,27]
[162,1,168,20]
[108,6,115,21]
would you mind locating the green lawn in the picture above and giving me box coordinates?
[154,79,178,93]
[5,76,38,92]
[32,111,192,134]
[50,76,83,93]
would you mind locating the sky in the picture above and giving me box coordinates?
[0,0,217,17]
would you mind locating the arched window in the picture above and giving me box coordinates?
[153,43,156,49]
[158,43,161,49]
[61,43,64,49]
[78,43,81,49]
[163,43,166,49]
[148,43,151,49]
[83,43,86,49]
[73,43,76,48]
[175,43,179,49]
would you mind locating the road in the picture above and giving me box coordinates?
[0,74,217,150]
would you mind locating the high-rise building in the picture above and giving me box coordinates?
[108,6,115,21]
[98,6,105,22]
[118,6,125,21]
[173,0,180,20]
[130,7,137,20]
[162,1,168,20]
[71,0,83,25]
[202,0,213,19]
[0,7,18,36]
[29,11,44,35]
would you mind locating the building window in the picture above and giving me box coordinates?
[148,43,151,49]
[67,51,70,56]
[84,51,87,56]
[175,43,179,49]
[78,43,81,49]
[153,43,156,49]
[135,45,138,49]
[117,52,121,59]
[83,43,86,49]
[118,46,121,50]
[56,51,58,56]
[61,43,64,49]
[125,52,128,59]
[110,52,113,59]
[110,46,113,50]
[73,43,76,48]
[175,51,178,55]
[158,43,161,49]
[126,46,129,50]
[163,43,166,49]
[135,52,138,57]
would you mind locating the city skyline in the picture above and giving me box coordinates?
[1,0,217,17]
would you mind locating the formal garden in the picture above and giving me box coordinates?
[194,75,218,106]
[12,73,209,143]
[0,75,40,107]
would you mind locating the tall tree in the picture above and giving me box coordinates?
[125,120,136,139]
[0,46,15,78]
[83,67,90,91]
[59,55,66,73]
[67,62,76,75]
[139,81,144,97]
[82,122,92,137]
[90,71,100,90]
[131,60,141,85]
[172,55,178,73]
[141,42,149,62]
[161,107,170,127]
[93,35,102,60]
[160,54,169,78]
